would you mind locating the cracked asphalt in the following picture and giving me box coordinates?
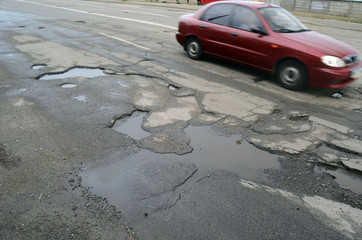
[1,0,362,239]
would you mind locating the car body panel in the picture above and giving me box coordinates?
[176,1,362,89]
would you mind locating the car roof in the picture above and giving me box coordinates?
[208,0,279,9]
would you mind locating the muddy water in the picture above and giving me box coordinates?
[81,124,281,216]
[112,111,149,140]
[32,64,46,70]
[39,67,106,80]
[110,114,280,177]
[61,83,77,88]
[184,125,280,176]
[315,166,362,194]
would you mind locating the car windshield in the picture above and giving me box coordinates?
[259,7,310,33]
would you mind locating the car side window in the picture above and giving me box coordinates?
[200,4,234,26]
[230,6,264,33]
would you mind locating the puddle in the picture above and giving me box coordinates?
[80,125,281,227]
[112,111,149,140]
[39,67,106,80]
[61,83,77,88]
[184,126,280,176]
[109,122,279,177]
[315,166,362,194]
[72,95,87,102]
[80,150,189,214]
[110,116,280,175]
[317,145,346,157]
[32,64,46,70]
[168,84,180,91]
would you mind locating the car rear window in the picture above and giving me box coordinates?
[200,4,234,26]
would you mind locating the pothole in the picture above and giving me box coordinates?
[111,111,149,140]
[168,84,180,91]
[32,64,46,70]
[315,166,362,194]
[110,114,279,178]
[184,125,280,177]
[80,125,281,220]
[168,84,195,97]
[38,67,106,80]
[289,111,309,121]
[61,83,77,88]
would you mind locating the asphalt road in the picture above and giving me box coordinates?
[1,0,362,239]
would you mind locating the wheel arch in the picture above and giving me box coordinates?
[184,35,199,51]
[272,57,309,82]
[274,57,310,90]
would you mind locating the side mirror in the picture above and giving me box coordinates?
[251,28,268,36]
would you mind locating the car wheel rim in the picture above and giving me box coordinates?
[281,66,300,84]
[189,42,199,56]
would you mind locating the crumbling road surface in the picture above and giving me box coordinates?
[1,0,361,239]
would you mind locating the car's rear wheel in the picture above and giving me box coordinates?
[186,37,203,60]
[277,60,307,90]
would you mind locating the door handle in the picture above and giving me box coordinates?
[231,33,238,37]
[200,25,206,29]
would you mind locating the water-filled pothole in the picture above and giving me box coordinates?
[184,126,280,176]
[61,83,77,88]
[32,64,46,70]
[168,84,180,91]
[80,124,281,225]
[112,111,149,140]
[39,67,106,80]
[111,117,280,177]
[315,166,362,194]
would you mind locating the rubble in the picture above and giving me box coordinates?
[341,158,362,173]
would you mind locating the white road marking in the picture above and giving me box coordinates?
[122,10,168,18]
[91,13,177,30]
[78,2,106,9]
[99,33,151,51]
[15,0,177,30]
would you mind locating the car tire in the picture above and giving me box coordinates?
[277,60,307,90]
[186,37,203,60]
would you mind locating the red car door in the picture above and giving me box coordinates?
[197,4,237,60]
[226,5,275,71]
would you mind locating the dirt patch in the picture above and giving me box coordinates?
[0,144,20,168]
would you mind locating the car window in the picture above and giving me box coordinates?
[200,4,234,26]
[259,7,309,33]
[230,6,264,33]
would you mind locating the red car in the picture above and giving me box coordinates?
[176,1,362,90]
